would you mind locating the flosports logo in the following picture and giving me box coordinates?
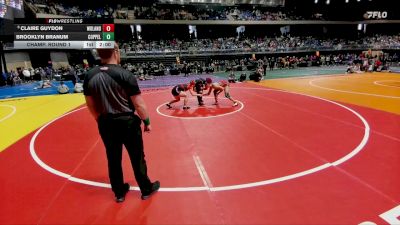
[364,11,388,19]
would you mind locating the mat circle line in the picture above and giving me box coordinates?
[29,87,370,192]
[309,78,400,99]
[373,80,400,89]
[0,104,17,122]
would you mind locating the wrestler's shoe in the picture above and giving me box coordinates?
[183,106,190,110]
[233,102,238,107]
[166,103,172,109]
[115,183,130,203]
[141,181,160,200]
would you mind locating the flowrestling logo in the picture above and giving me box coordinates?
[364,11,388,19]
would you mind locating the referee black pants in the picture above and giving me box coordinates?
[195,83,203,104]
[97,113,152,196]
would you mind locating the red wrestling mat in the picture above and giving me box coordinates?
[1,83,400,225]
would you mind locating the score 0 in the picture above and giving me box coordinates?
[102,24,114,32]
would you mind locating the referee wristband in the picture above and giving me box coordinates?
[142,117,150,126]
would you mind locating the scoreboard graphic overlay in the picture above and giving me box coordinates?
[13,18,115,49]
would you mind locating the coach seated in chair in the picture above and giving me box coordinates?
[169,67,180,75]
[380,64,391,72]
[228,71,237,83]
[239,73,247,82]
[249,71,263,82]
[57,81,70,94]
[205,66,214,73]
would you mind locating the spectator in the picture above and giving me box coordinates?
[74,82,84,93]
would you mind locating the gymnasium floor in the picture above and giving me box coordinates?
[0,68,399,225]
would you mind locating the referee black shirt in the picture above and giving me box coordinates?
[83,64,140,115]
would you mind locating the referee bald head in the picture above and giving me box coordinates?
[96,42,121,65]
